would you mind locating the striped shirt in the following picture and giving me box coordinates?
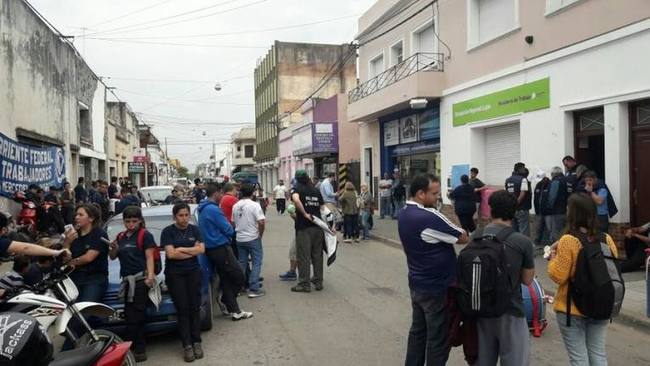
[398,201,464,296]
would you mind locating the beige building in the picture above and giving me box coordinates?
[106,102,139,181]
[352,0,650,230]
[230,127,256,174]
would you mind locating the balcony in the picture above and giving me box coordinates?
[347,52,445,122]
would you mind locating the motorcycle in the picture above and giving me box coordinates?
[0,260,136,365]
[13,191,38,238]
[0,311,132,366]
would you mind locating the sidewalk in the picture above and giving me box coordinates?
[369,216,650,333]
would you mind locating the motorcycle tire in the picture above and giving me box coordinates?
[78,329,137,366]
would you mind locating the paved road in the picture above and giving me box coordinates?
[141,209,650,365]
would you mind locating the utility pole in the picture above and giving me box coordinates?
[165,137,169,158]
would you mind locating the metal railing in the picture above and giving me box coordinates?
[348,52,444,104]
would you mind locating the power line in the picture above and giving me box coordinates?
[85,38,268,49]
[358,0,437,46]
[88,0,173,28]
[116,88,253,105]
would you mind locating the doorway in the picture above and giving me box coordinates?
[630,99,650,226]
[574,107,605,179]
[364,147,373,192]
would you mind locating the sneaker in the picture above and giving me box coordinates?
[232,310,253,321]
[193,343,204,359]
[259,277,265,282]
[354,238,360,243]
[291,285,311,293]
[248,289,266,298]
[279,270,297,281]
[184,346,195,362]
[134,352,147,363]
[344,239,352,243]
[314,283,324,291]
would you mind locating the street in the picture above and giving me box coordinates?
[141,209,650,366]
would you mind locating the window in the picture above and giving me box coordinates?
[411,20,436,54]
[467,0,519,49]
[368,53,384,79]
[389,40,404,66]
[546,0,583,15]
[237,145,241,152]
[244,145,254,158]
[79,106,92,147]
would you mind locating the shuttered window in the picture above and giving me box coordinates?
[485,123,521,185]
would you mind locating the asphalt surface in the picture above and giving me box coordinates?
[140,209,650,365]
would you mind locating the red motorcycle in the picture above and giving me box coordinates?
[13,191,38,236]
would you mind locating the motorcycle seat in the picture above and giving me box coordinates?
[50,341,106,366]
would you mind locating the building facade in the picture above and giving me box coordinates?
[230,127,256,174]
[106,102,139,182]
[254,41,356,193]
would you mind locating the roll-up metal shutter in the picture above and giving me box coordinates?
[485,123,520,185]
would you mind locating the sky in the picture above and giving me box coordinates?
[29,0,376,171]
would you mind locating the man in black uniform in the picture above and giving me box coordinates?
[505,164,532,236]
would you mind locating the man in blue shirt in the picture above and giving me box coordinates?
[580,170,610,234]
[198,183,252,321]
[398,174,469,366]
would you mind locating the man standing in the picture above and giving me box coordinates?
[378,173,393,219]
[398,174,468,365]
[232,184,266,298]
[392,171,406,219]
[273,180,288,215]
[75,177,88,203]
[291,170,326,293]
[198,183,252,321]
[92,181,110,223]
[192,179,206,203]
[108,177,120,199]
[319,172,337,212]
[469,167,487,219]
[475,190,535,366]
[578,170,611,233]
[533,171,551,246]
[220,183,239,226]
[505,164,531,236]
[562,155,578,195]
[545,167,568,242]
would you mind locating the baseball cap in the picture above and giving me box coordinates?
[295,169,308,179]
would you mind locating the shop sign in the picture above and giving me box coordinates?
[312,123,338,154]
[391,140,440,157]
[452,78,550,126]
[419,108,440,140]
[384,120,400,146]
[128,162,145,173]
[0,132,66,195]
[400,116,418,144]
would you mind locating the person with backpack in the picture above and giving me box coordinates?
[398,174,469,365]
[458,190,535,366]
[548,192,623,366]
[545,167,569,243]
[161,203,206,362]
[108,206,157,362]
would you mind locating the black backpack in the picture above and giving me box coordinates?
[566,232,625,325]
[456,227,515,318]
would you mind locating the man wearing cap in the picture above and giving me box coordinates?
[291,169,326,292]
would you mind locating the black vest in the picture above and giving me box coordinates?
[550,176,568,215]
[505,174,531,210]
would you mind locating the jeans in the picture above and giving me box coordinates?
[276,198,286,214]
[545,214,566,243]
[237,238,263,291]
[360,211,371,239]
[343,214,359,239]
[513,210,530,237]
[477,314,530,366]
[296,226,324,288]
[124,279,148,354]
[380,196,392,219]
[556,312,608,366]
[166,268,202,347]
[392,199,405,219]
[206,245,244,314]
[405,290,450,366]
[71,272,108,303]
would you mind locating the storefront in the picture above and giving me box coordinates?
[292,121,338,180]
[380,104,441,183]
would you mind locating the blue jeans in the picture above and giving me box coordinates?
[556,312,608,366]
[513,210,530,237]
[237,238,263,291]
[392,199,405,219]
[405,291,450,366]
[380,196,392,218]
[360,211,371,239]
[71,272,108,303]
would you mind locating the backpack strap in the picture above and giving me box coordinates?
[136,227,146,251]
[495,226,515,243]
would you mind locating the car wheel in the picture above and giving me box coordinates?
[201,282,214,331]
[78,329,137,366]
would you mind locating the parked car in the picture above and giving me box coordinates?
[139,185,174,206]
[100,204,217,335]
[231,171,258,185]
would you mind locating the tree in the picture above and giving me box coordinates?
[177,166,189,177]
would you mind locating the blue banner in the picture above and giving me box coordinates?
[0,132,66,196]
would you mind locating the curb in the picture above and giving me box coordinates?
[370,233,650,335]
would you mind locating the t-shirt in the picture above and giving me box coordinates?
[398,201,464,296]
[220,194,239,225]
[273,185,287,200]
[479,223,535,317]
[379,179,393,198]
[70,228,109,276]
[23,264,48,286]
[116,229,156,277]
[595,188,609,216]
[292,183,324,231]
[232,199,265,242]
[160,224,203,273]
[469,178,485,202]
[0,237,11,258]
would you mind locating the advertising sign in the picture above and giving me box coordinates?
[419,108,440,140]
[0,132,65,195]
[128,162,145,174]
[452,78,550,126]
[312,123,338,154]
[400,116,418,144]
[383,120,400,146]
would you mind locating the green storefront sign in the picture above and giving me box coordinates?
[452,78,550,126]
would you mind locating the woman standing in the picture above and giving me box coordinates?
[160,203,205,363]
[338,182,360,243]
[359,184,373,240]
[63,204,109,302]
[108,206,156,362]
[548,193,619,365]
[449,175,477,233]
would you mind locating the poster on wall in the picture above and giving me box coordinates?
[0,132,66,196]
[400,116,418,144]
[384,120,400,146]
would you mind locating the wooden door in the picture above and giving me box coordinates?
[630,100,650,225]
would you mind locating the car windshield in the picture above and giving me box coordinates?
[140,188,171,203]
